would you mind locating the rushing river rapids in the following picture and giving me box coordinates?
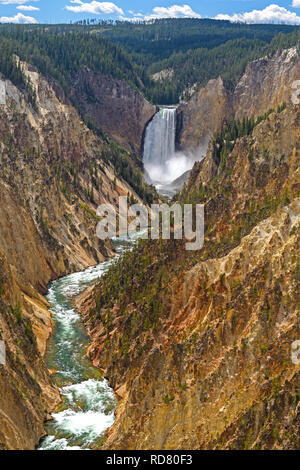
[39,236,137,450]
[38,110,190,451]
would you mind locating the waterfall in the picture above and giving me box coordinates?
[143,107,177,184]
[143,107,195,197]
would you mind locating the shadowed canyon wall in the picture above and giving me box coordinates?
[69,69,157,156]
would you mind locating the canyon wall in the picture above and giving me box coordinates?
[176,77,232,154]
[69,69,157,155]
[177,47,300,154]
[0,251,60,450]
[79,83,300,449]
[0,61,143,449]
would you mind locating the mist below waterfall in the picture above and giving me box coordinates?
[143,107,205,192]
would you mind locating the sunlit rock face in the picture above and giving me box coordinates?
[79,83,300,450]
[177,47,300,155]
[0,60,141,450]
[177,76,233,154]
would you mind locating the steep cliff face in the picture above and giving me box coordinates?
[0,60,144,449]
[0,251,60,450]
[79,99,300,449]
[0,60,145,284]
[177,77,232,154]
[69,68,156,155]
[234,47,300,120]
[178,47,300,153]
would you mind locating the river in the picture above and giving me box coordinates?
[38,114,184,449]
[38,235,137,450]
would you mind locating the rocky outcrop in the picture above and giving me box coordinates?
[233,47,300,120]
[177,77,232,154]
[69,68,157,155]
[178,47,300,154]
[0,60,144,449]
[151,69,174,82]
[78,99,300,449]
[0,251,60,450]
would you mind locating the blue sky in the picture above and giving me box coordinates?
[2,1,300,25]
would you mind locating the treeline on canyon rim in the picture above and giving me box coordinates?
[1,19,300,106]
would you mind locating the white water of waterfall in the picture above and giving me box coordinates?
[143,107,194,196]
[143,107,176,181]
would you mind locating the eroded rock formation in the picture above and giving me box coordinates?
[177,47,300,155]
[69,68,156,155]
[0,61,143,449]
[78,87,300,450]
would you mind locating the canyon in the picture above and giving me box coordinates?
[78,47,300,450]
[0,60,151,449]
[0,39,299,451]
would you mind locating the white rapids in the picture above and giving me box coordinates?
[38,235,139,450]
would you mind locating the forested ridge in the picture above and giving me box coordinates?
[74,18,300,103]
[89,18,298,61]
[0,27,141,93]
[102,19,300,103]
[0,19,300,104]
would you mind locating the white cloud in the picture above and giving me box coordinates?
[144,4,201,20]
[292,0,300,6]
[215,4,300,25]
[120,4,201,22]
[0,0,38,4]
[119,16,144,22]
[0,12,38,23]
[17,5,39,10]
[65,1,124,15]
[128,10,143,17]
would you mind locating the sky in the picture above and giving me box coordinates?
[2,1,300,25]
